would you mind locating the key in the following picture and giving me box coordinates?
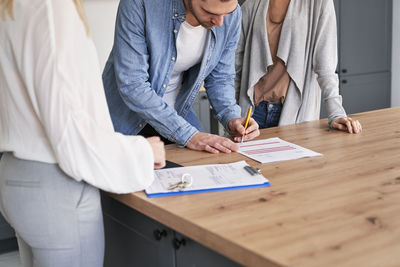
[168,181,190,191]
[167,173,193,191]
[168,182,183,191]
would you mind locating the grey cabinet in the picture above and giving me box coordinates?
[174,232,240,267]
[339,0,392,76]
[340,72,391,114]
[0,154,19,254]
[0,213,18,254]
[193,91,223,135]
[102,193,241,267]
[0,215,14,241]
[193,91,212,133]
[321,0,392,118]
[102,194,175,267]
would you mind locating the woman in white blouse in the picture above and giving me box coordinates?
[0,0,165,266]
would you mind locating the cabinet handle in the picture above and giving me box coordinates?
[341,69,347,73]
[153,229,167,241]
[173,238,186,250]
[342,80,348,84]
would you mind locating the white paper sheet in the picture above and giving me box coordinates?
[238,137,322,164]
[145,161,269,196]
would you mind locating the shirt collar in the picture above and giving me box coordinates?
[173,0,187,22]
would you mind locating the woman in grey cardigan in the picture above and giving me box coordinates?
[235,0,362,133]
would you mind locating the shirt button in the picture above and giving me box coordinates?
[139,123,143,127]
[174,13,178,17]
[173,29,178,33]
[163,84,167,88]
[171,57,176,61]
[269,104,274,109]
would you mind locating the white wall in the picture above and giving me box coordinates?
[83,0,119,69]
[392,1,400,107]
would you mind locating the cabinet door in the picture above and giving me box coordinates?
[193,91,212,133]
[174,233,242,267]
[340,72,391,114]
[0,155,18,253]
[0,213,18,253]
[198,91,212,133]
[102,194,175,267]
[339,0,392,75]
[0,214,15,240]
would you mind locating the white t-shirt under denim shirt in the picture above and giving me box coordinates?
[0,0,155,193]
[163,21,207,108]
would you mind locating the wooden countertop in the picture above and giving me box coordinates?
[110,107,400,267]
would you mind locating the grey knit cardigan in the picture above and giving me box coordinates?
[235,0,347,126]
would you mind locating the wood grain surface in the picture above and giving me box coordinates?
[110,107,400,267]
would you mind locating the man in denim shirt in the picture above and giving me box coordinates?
[103,0,259,153]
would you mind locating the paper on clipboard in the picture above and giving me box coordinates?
[145,161,270,198]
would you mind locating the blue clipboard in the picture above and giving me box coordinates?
[146,182,270,198]
[145,161,270,198]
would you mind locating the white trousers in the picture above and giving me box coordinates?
[0,153,104,267]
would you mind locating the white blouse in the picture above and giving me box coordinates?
[0,0,155,193]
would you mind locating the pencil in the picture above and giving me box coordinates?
[241,106,252,143]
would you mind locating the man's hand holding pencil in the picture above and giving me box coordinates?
[228,107,260,143]
[186,107,259,154]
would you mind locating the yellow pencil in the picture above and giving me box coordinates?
[241,106,252,143]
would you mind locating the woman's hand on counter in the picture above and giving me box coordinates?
[146,136,166,169]
[332,117,362,134]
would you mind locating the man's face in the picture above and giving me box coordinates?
[186,0,238,29]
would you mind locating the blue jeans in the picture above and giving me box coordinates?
[253,101,283,129]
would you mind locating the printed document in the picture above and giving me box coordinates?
[238,137,322,164]
[145,161,269,197]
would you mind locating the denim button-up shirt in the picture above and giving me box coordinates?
[102,0,242,146]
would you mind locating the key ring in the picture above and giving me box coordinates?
[181,173,193,187]
[168,173,193,191]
